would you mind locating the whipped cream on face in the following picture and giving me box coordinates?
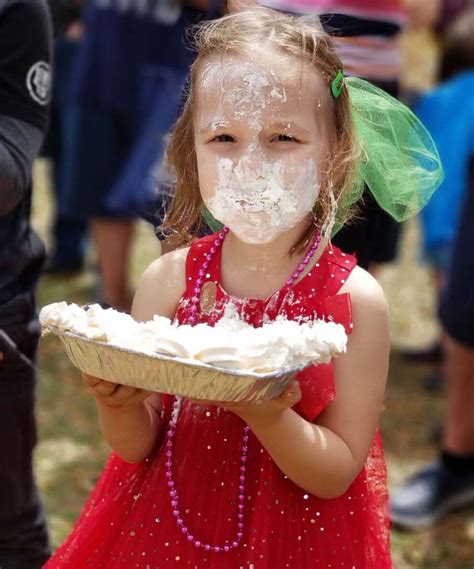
[40,302,347,373]
[206,156,320,244]
[199,59,321,245]
[199,61,288,131]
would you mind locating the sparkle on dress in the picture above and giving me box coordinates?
[45,234,392,568]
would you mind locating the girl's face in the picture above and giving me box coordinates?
[193,53,331,245]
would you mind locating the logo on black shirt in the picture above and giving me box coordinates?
[26,61,51,106]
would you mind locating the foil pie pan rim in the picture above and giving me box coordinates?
[42,325,302,380]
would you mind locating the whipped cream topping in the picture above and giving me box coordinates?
[40,302,347,373]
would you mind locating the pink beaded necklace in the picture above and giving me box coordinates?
[165,226,321,553]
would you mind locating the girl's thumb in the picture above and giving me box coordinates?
[285,382,301,401]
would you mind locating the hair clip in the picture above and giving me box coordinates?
[331,69,345,99]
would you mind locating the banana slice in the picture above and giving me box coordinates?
[193,346,246,369]
[154,338,190,358]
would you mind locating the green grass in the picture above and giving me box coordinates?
[32,160,474,567]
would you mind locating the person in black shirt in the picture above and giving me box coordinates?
[0,0,52,566]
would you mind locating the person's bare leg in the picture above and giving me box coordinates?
[443,335,474,454]
[91,219,134,312]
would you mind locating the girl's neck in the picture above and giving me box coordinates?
[227,219,313,264]
[220,220,327,299]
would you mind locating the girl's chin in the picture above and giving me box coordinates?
[230,231,280,245]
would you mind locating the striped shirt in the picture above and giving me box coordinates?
[259,0,407,82]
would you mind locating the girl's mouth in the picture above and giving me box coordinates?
[237,200,265,213]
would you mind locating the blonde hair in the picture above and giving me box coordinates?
[162,6,360,252]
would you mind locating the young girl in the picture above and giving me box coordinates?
[45,7,441,568]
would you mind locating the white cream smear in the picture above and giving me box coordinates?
[200,62,288,130]
[40,302,347,373]
[199,60,321,244]
[207,155,319,244]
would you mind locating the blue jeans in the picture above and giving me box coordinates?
[42,38,87,265]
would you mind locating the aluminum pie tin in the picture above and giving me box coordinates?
[44,327,300,402]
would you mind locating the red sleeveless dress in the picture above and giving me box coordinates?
[45,235,392,568]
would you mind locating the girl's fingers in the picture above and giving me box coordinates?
[82,374,103,388]
[82,374,118,397]
[107,384,137,403]
[91,380,118,398]
[109,385,151,405]
[188,398,216,407]
[280,381,302,405]
[81,372,154,408]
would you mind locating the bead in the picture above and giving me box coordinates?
[166,226,257,553]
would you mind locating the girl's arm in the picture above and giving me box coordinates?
[233,267,390,498]
[85,247,188,463]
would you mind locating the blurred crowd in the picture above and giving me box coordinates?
[0,0,472,566]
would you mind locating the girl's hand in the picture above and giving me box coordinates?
[82,374,152,411]
[189,381,302,426]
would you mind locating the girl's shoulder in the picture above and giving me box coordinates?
[132,246,190,322]
[340,265,388,323]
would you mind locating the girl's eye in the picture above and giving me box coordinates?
[274,134,297,142]
[212,134,235,143]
